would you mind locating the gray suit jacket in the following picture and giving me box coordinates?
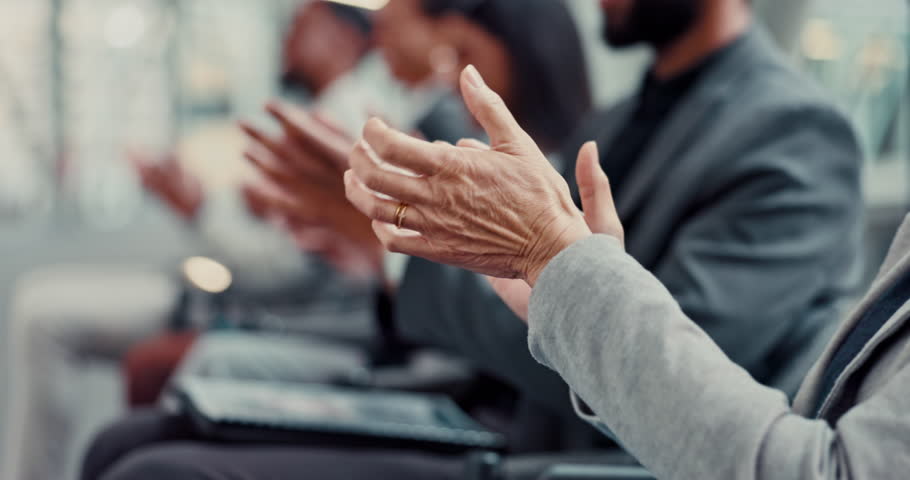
[528,216,910,479]
[395,26,862,425]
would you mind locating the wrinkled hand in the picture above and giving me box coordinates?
[130,151,203,220]
[487,142,624,323]
[344,65,592,285]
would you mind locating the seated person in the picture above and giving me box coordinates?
[1,3,377,480]
[347,64,910,479]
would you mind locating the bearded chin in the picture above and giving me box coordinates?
[602,0,700,50]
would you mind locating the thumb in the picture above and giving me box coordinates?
[576,142,623,241]
[460,65,528,149]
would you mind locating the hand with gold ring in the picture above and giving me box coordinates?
[344,65,624,286]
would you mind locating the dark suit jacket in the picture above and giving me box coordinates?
[394,26,863,447]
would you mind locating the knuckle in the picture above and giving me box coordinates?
[362,169,384,191]
[435,149,459,176]
[368,201,385,220]
[374,136,396,160]
[386,237,402,254]
[485,90,506,109]
[378,235,395,251]
[363,118,382,141]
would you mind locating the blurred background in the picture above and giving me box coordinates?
[0,0,907,476]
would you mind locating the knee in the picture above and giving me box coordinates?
[81,410,189,480]
[99,445,212,480]
[81,418,135,480]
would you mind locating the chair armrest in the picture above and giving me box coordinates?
[537,465,656,480]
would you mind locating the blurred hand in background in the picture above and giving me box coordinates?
[130,151,204,221]
[242,101,384,277]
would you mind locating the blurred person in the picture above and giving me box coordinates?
[2,3,378,480]
[80,0,595,478]
[83,0,865,477]
[280,0,374,99]
[344,66,910,480]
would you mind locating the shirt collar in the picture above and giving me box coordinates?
[638,32,748,106]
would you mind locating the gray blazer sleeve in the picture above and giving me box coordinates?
[648,105,862,391]
[529,235,910,480]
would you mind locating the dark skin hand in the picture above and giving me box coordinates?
[241,101,384,273]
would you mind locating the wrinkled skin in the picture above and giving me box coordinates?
[487,136,625,323]
[345,66,624,287]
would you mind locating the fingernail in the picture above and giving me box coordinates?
[584,142,602,174]
[464,65,484,89]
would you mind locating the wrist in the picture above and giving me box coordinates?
[525,218,590,287]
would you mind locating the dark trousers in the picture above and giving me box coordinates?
[81,409,464,480]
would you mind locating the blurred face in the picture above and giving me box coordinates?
[283,3,368,94]
[600,0,701,49]
[374,0,438,86]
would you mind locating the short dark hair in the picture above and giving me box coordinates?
[421,0,592,150]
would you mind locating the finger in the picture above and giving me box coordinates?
[361,117,444,176]
[292,226,334,252]
[372,220,435,257]
[455,138,490,150]
[126,149,153,168]
[246,184,326,224]
[311,110,349,138]
[344,170,429,232]
[267,103,350,171]
[239,122,291,161]
[459,65,528,148]
[575,141,621,238]
[240,184,269,219]
[348,140,431,204]
[161,152,181,168]
[245,147,299,187]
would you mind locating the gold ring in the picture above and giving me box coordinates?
[394,203,409,229]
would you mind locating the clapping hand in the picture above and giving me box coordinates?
[345,65,623,284]
[488,142,624,323]
[241,102,383,275]
[344,65,623,321]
